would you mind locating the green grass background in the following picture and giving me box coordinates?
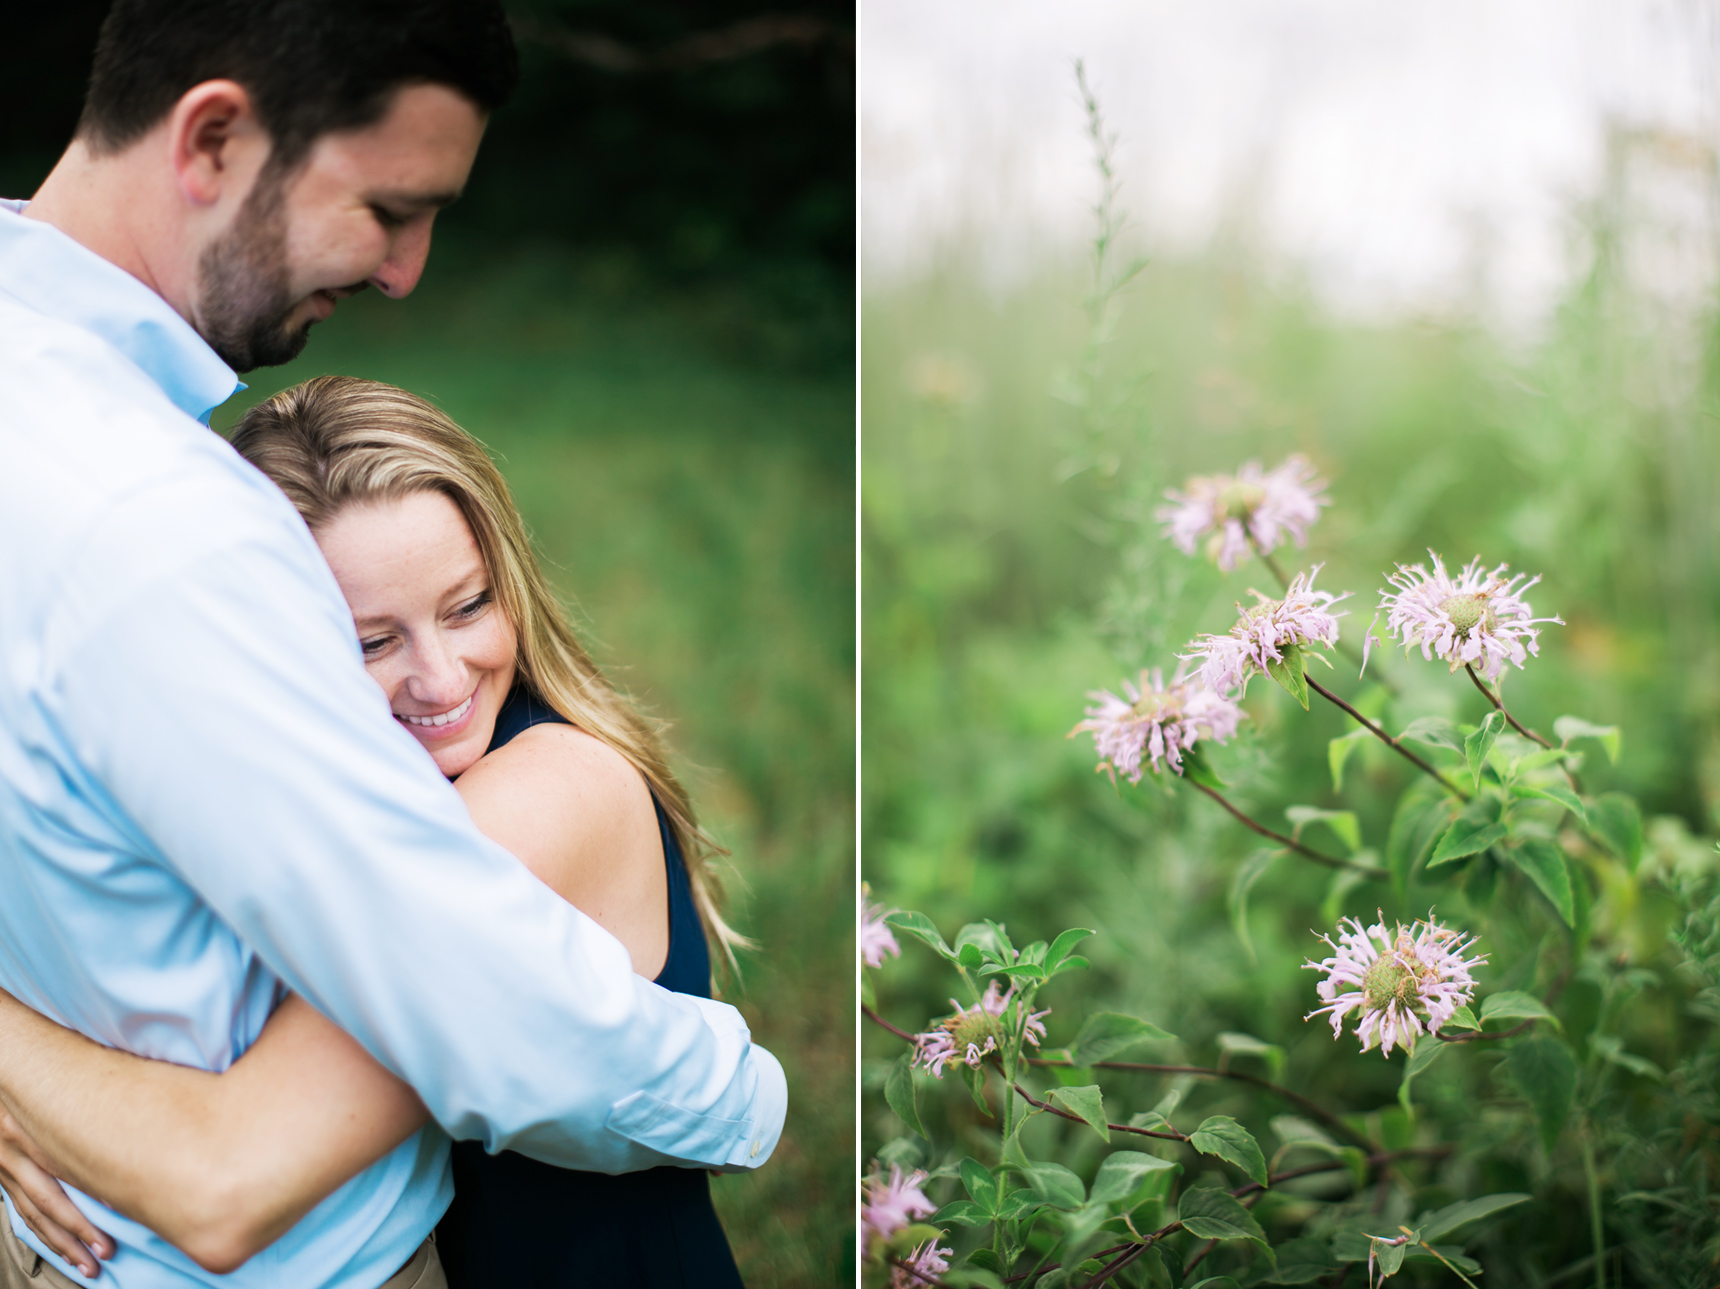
[214,245,855,1288]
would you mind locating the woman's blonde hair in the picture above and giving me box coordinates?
[231,375,745,970]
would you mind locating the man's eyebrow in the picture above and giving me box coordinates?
[370,188,464,212]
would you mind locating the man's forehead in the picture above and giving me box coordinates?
[302,84,486,190]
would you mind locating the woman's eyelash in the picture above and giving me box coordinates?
[360,636,391,655]
[457,590,492,617]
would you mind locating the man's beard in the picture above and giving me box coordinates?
[194,173,309,373]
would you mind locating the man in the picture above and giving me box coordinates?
[0,2,786,1286]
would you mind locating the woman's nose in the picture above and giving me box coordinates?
[404,633,468,708]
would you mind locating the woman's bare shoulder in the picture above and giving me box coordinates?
[453,722,668,975]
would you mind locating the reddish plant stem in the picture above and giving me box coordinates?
[1306,676,1469,801]
[1464,664,1550,748]
[863,1005,916,1042]
[1464,664,1585,794]
[1189,781,1386,877]
[1029,1055,1376,1152]
[1011,1081,1190,1141]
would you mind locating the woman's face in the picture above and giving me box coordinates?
[316,490,517,778]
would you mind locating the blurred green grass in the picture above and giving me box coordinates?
[214,245,854,1289]
[862,245,1720,1278]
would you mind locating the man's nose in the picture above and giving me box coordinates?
[370,218,435,299]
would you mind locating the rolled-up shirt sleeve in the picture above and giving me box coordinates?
[45,470,786,1174]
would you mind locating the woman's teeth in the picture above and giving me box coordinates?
[399,694,474,728]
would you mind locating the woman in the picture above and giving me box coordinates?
[0,376,750,1287]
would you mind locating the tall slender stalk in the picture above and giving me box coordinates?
[1464,664,1584,794]
[1189,780,1387,877]
[1306,675,1469,801]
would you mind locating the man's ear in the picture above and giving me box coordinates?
[168,80,270,209]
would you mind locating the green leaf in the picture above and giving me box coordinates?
[1048,1085,1111,1142]
[1417,1192,1533,1243]
[1067,1011,1176,1066]
[1190,1115,1269,1186]
[1286,805,1362,854]
[1217,1031,1285,1079]
[1329,728,1373,793]
[956,942,985,969]
[1555,715,1621,765]
[1506,1035,1578,1152]
[885,1055,927,1139]
[1270,1115,1340,1154]
[1398,1037,1447,1112]
[960,1157,999,1212]
[995,1189,1044,1220]
[1265,1238,1340,1283]
[1181,740,1228,790]
[1590,1033,1665,1081]
[958,1060,991,1116]
[1046,927,1095,971]
[1429,819,1507,868]
[1265,643,1310,709]
[1399,716,1464,752]
[1375,1237,1408,1278]
[1510,782,1588,822]
[1588,793,1644,872]
[963,1248,1006,1276]
[884,911,956,962]
[1509,746,1573,777]
[934,1199,993,1227]
[1445,1004,1480,1032]
[1127,1110,1175,1134]
[1087,1150,1179,1206]
[1024,1160,1085,1210]
[1186,1280,1242,1289]
[1176,1186,1268,1247]
[1501,839,1575,926]
[1481,991,1558,1027]
[1464,711,1506,791]
[941,1272,1006,1289]
[1386,784,1457,898]
[1228,848,1279,963]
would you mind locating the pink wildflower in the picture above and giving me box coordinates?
[1369,552,1563,682]
[1183,566,1348,696]
[892,1241,953,1288]
[912,982,1049,1078]
[1157,455,1329,572]
[862,1163,936,1254]
[1304,913,1485,1057]
[1071,667,1245,783]
[862,899,900,969]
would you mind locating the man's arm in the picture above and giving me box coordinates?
[49,478,784,1172]
[0,992,425,1275]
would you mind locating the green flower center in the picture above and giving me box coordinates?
[1439,593,1497,637]
[949,1010,1003,1054]
[1218,482,1266,523]
[1362,954,1421,1013]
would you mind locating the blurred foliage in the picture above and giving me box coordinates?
[214,246,855,1286]
[863,176,1720,1283]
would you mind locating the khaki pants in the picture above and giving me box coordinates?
[0,1209,446,1289]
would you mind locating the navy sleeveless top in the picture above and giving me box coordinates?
[435,686,745,1287]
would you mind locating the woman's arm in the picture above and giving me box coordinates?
[0,991,426,1275]
[0,725,668,1275]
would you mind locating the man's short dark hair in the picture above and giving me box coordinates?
[79,0,518,171]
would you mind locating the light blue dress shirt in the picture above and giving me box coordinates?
[0,200,785,1288]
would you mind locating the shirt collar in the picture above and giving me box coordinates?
[0,199,242,423]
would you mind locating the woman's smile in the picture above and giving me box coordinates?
[395,690,476,733]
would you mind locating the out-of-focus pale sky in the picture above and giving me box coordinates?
[862,0,1720,331]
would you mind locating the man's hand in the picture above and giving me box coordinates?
[0,1107,112,1278]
